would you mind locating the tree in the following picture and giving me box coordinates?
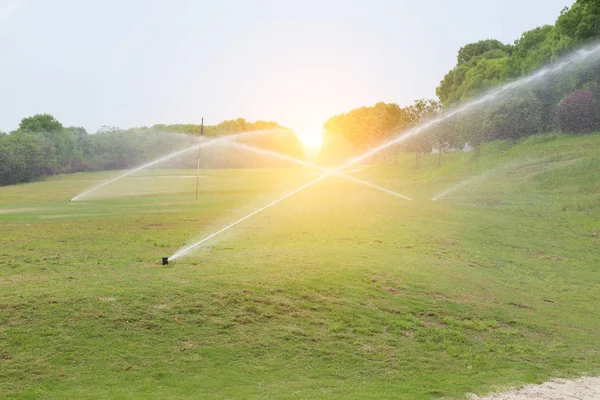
[402,131,433,167]
[457,39,513,65]
[14,114,83,174]
[0,115,303,186]
[18,114,63,133]
[433,0,600,153]
[405,99,441,123]
[455,113,485,158]
[320,102,427,164]
[437,42,513,106]
[432,119,460,167]
[0,133,46,185]
[404,99,442,166]
[555,0,600,44]
[510,26,555,75]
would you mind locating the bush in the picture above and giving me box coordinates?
[556,90,599,133]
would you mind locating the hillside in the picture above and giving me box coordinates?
[0,132,598,399]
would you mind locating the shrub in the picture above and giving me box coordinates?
[556,89,599,133]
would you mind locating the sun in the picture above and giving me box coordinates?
[286,115,324,147]
[296,130,323,147]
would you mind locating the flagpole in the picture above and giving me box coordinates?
[195,117,203,200]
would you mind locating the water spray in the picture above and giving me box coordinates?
[169,173,331,260]
[429,164,514,202]
[169,41,600,260]
[70,129,285,201]
[219,141,412,201]
[163,135,412,264]
[70,144,202,201]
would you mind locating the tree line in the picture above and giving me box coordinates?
[3,0,599,185]
[0,115,302,186]
[320,0,600,164]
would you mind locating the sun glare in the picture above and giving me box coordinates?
[296,130,323,147]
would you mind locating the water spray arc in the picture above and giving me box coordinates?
[168,42,600,261]
[431,168,502,202]
[218,141,412,201]
[70,144,202,201]
[169,174,331,260]
[70,129,283,201]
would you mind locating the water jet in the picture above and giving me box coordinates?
[169,41,600,260]
[70,129,285,201]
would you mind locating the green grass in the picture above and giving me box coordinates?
[1,133,599,399]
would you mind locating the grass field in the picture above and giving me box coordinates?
[1,133,599,399]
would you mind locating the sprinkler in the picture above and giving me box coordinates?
[162,257,169,265]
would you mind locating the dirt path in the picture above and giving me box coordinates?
[470,377,600,399]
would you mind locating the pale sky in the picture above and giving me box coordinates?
[0,0,573,144]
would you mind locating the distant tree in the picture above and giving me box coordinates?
[0,115,302,186]
[437,42,513,105]
[18,114,63,133]
[0,133,46,185]
[404,99,441,166]
[0,136,13,185]
[510,26,555,74]
[405,99,441,123]
[402,131,434,167]
[432,118,460,167]
[320,102,416,163]
[14,114,83,174]
[455,113,485,158]
[457,39,513,65]
[481,92,543,144]
[556,89,599,133]
[432,0,600,153]
[555,0,600,45]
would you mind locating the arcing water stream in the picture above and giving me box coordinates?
[70,130,283,201]
[169,174,331,260]
[227,141,412,201]
[430,168,503,201]
[72,127,412,202]
[70,144,201,201]
[169,41,600,260]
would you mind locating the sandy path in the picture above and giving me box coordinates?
[470,377,600,399]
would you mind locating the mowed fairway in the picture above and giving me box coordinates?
[1,134,600,399]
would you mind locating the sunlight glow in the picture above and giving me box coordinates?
[295,130,322,146]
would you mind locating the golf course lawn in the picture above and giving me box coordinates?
[1,133,599,399]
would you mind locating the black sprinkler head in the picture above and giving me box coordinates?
[162,257,169,265]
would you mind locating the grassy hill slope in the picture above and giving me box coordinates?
[0,133,599,399]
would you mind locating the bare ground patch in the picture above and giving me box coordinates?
[469,377,600,400]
